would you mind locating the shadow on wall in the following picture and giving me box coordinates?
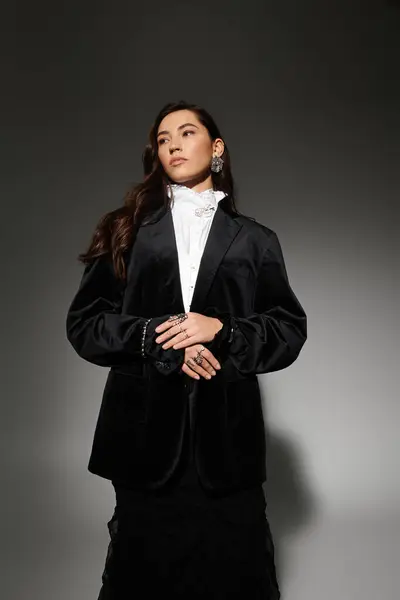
[262,413,319,584]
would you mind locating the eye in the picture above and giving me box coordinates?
[158,130,194,146]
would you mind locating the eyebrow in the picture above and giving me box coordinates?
[157,122,199,138]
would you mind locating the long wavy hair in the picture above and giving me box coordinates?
[77,100,242,280]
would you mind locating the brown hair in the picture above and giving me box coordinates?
[77,100,242,280]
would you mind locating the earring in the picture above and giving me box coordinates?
[210,154,224,173]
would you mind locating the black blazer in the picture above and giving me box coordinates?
[66,195,307,493]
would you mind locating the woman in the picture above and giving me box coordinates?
[66,100,307,599]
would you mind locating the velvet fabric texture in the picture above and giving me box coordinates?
[97,385,281,599]
[66,195,307,492]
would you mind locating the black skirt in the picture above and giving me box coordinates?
[97,386,281,600]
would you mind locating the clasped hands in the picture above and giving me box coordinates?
[154,312,223,381]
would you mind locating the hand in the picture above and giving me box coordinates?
[181,344,221,380]
[154,312,223,350]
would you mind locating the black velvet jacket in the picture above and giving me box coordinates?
[66,195,307,493]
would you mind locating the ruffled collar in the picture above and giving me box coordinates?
[167,183,227,212]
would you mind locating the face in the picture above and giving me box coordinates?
[157,110,224,189]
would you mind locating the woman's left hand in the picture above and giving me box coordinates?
[154,312,223,350]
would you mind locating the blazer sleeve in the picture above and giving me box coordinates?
[65,254,185,374]
[204,230,307,375]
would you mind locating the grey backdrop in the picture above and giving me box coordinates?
[2,1,398,599]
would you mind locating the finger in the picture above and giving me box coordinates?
[185,357,214,380]
[200,358,217,376]
[181,362,200,380]
[154,320,174,334]
[163,331,197,350]
[196,348,221,370]
[157,323,186,345]
[192,355,216,376]
[155,313,191,334]
[170,333,199,350]
[155,317,185,336]
[155,323,180,344]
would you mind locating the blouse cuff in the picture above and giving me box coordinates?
[141,315,185,375]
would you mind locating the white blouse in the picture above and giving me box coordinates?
[167,183,228,313]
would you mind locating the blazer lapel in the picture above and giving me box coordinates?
[142,207,185,314]
[189,202,243,312]
[143,197,243,314]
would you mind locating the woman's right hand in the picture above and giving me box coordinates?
[181,344,221,380]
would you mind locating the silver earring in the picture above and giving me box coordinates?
[210,155,224,173]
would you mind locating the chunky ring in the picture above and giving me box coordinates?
[168,313,187,322]
[168,313,180,321]
[193,353,203,366]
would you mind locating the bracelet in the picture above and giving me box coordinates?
[141,318,152,358]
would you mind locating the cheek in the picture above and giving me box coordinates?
[188,139,211,165]
[158,149,170,171]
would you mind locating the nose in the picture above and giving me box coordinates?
[169,140,182,153]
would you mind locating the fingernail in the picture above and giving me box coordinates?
[211,370,216,376]
[206,375,211,380]
[216,364,221,369]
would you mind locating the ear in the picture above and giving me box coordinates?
[213,138,225,155]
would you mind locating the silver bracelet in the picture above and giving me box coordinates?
[141,318,152,358]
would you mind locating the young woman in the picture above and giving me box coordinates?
[66,100,307,599]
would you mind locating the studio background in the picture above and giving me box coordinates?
[2,1,398,599]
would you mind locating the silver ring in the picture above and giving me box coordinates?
[168,313,187,323]
[193,353,203,366]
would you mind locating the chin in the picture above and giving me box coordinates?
[168,169,208,187]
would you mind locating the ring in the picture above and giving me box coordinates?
[168,313,187,323]
[178,324,190,340]
[193,353,203,366]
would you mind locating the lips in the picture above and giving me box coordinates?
[170,158,187,166]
